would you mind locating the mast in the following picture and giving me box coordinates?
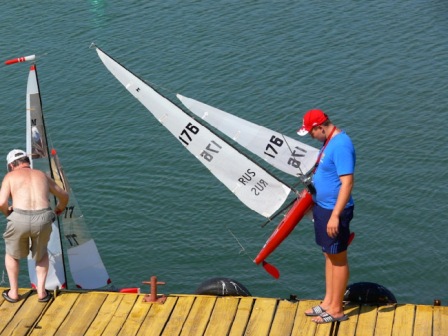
[30,62,69,287]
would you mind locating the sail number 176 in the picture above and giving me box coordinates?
[178,122,222,162]
[264,135,306,168]
[179,122,199,145]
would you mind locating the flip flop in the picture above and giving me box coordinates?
[305,305,326,316]
[38,290,53,303]
[2,289,19,303]
[313,312,349,324]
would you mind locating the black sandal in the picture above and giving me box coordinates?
[2,289,19,303]
[38,290,53,302]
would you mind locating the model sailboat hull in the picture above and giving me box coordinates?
[254,189,313,264]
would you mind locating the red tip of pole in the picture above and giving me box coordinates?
[51,149,57,156]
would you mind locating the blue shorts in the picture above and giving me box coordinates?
[313,204,354,254]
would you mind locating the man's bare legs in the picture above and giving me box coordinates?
[5,254,20,300]
[35,252,49,299]
[312,250,349,322]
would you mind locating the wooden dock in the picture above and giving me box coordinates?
[1,286,447,335]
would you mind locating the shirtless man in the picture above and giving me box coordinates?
[0,149,69,303]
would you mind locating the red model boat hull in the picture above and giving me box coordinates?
[254,189,314,264]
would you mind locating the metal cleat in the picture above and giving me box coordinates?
[142,276,167,303]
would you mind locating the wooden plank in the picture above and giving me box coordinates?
[84,293,126,336]
[336,304,361,336]
[0,290,42,336]
[229,297,254,336]
[54,292,108,335]
[118,295,153,335]
[373,305,395,336]
[0,289,32,334]
[314,314,336,336]
[137,296,178,336]
[161,295,195,336]
[290,300,319,336]
[433,305,448,336]
[30,292,80,336]
[391,304,415,336]
[268,299,298,336]
[180,296,217,336]
[100,293,139,335]
[413,305,433,336]
[204,297,239,336]
[3,288,445,336]
[352,305,378,336]
[244,297,277,336]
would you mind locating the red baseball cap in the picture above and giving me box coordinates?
[297,109,328,136]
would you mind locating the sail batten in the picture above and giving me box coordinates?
[95,47,292,218]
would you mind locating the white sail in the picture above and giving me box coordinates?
[51,150,111,289]
[26,63,110,289]
[26,65,66,289]
[177,95,319,177]
[95,47,291,218]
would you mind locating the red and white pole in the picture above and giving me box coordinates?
[5,55,36,65]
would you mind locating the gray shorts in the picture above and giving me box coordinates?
[3,208,55,261]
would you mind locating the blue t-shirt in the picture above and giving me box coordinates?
[312,131,355,209]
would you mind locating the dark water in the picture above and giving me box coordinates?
[0,1,447,305]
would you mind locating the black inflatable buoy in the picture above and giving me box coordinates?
[195,277,251,296]
[344,282,397,305]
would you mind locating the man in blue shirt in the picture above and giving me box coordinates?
[298,109,355,324]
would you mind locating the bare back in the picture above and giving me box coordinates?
[0,160,69,217]
[2,168,51,210]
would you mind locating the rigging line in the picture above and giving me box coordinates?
[30,52,49,65]
[225,224,255,264]
[226,223,307,293]
[137,76,177,98]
